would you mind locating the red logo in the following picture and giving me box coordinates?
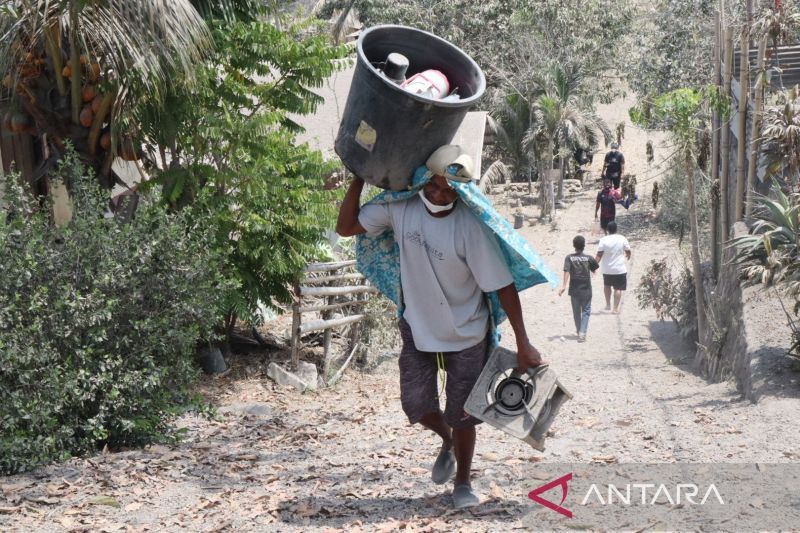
[528,473,573,518]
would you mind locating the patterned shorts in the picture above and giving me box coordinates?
[397,318,487,429]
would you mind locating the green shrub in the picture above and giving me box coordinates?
[0,152,230,473]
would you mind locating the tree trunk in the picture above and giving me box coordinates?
[557,154,565,201]
[720,26,734,241]
[686,159,707,341]
[711,180,720,280]
[69,3,82,125]
[711,10,722,279]
[527,164,533,196]
[734,20,750,220]
[745,33,768,221]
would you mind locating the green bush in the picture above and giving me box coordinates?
[0,152,230,474]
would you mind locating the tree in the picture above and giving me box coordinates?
[529,64,611,215]
[632,87,730,342]
[314,0,521,79]
[135,3,347,347]
[624,0,717,99]
[488,92,538,192]
[0,0,210,189]
[512,0,633,101]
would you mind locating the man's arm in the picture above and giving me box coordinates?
[595,250,604,263]
[496,283,547,372]
[595,198,601,219]
[558,271,570,297]
[336,176,367,237]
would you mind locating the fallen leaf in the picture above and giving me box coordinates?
[58,516,78,528]
[124,502,143,512]
[575,416,600,428]
[482,452,499,461]
[293,501,321,517]
[89,496,121,508]
[489,482,504,500]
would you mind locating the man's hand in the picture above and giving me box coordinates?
[516,341,547,373]
[558,286,566,296]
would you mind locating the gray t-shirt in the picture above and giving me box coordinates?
[359,197,513,352]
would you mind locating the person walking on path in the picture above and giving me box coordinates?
[595,221,631,314]
[602,142,625,189]
[335,145,550,509]
[594,177,616,235]
[558,235,599,342]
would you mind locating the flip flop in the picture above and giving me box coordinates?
[431,444,455,484]
[453,484,480,509]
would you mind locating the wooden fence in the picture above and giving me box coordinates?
[290,260,377,385]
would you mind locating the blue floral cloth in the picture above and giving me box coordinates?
[355,166,558,345]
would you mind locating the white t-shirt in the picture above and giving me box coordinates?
[597,234,631,275]
[359,197,513,352]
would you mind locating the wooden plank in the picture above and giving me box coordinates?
[290,289,301,367]
[302,273,364,285]
[299,285,378,297]
[299,314,365,334]
[322,291,334,371]
[304,260,356,273]
[298,299,368,314]
[327,342,360,386]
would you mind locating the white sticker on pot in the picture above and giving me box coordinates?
[355,120,376,152]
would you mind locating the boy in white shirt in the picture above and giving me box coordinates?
[595,220,631,314]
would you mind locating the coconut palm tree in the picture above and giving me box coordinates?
[527,63,611,216]
[488,92,541,194]
[0,0,210,192]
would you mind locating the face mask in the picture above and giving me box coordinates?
[418,190,455,213]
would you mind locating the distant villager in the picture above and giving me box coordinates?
[652,182,659,210]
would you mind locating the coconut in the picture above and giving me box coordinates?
[99,131,111,151]
[62,64,72,79]
[91,94,103,113]
[89,63,101,82]
[81,85,96,103]
[9,112,30,133]
[79,106,93,128]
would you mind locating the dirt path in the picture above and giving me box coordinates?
[4,97,800,533]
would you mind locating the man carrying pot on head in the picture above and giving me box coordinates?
[336,145,551,510]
